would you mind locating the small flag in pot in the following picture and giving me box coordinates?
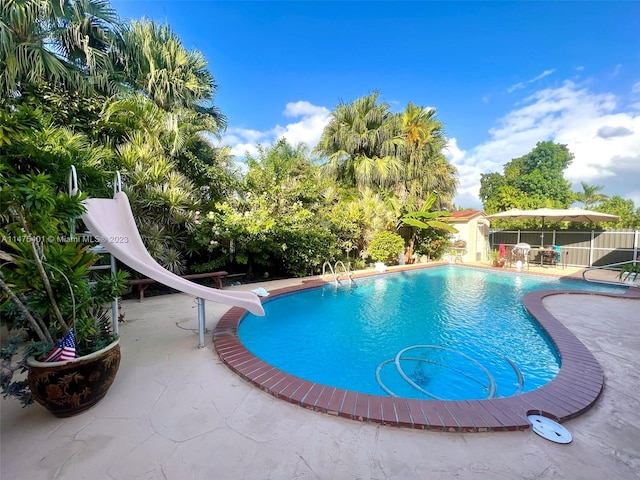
[42,330,76,362]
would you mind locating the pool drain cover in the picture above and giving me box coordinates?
[527,415,572,444]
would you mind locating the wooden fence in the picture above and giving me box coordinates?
[489,229,639,267]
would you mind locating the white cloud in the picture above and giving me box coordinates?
[274,102,331,147]
[283,100,329,118]
[221,129,268,156]
[507,69,556,93]
[220,101,331,158]
[449,80,640,209]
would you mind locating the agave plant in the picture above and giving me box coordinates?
[617,262,640,283]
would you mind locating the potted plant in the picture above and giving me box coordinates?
[369,231,405,271]
[0,173,128,417]
[491,249,506,268]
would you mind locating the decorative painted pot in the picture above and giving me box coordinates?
[27,339,121,418]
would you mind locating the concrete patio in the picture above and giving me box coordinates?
[1,266,639,479]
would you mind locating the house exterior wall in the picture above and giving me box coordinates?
[451,217,490,262]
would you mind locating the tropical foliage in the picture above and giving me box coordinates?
[3,0,640,414]
[415,229,451,261]
[193,140,340,277]
[0,0,122,98]
[368,231,405,264]
[117,19,223,116]
[574,182,608,209]
[595,196,640,229]
[399,192,457,232]
[399,191,458,258]
[480,141,639,228]
[0,105,113,197]
[315,92,458,209]
[2,0,637,294]
[480,141,574,216]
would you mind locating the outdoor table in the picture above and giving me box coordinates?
[534,247,558,267]
[449,247,467,263]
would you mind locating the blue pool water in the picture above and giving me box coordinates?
[239,266,625,401]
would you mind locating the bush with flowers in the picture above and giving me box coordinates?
[192,197,339,278]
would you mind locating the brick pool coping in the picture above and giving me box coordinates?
[213,265,639,432]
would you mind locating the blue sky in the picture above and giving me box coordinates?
[111,1,640,209]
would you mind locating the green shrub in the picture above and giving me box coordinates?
[415,228,450,261]
[368,231,405,264]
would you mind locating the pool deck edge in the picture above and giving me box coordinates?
[213,265,637,432]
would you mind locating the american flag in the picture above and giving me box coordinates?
[42,330,76,362]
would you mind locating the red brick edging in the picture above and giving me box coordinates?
[213,267,636,432]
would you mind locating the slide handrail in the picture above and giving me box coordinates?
[582,259,639,288]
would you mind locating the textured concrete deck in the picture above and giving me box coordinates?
[1,266,639,479]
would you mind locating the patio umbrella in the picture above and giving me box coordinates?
[484,208,619,225]
[485,207,619,247]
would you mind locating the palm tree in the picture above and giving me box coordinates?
[401,102,442,155]
[102,93,220,155]
[316,94,458,209]
[397,103,457,208]
[101,92,230,200]
[115,133,199,274]
[315,92,402,188]
[117,19,224,124]
[418,154,458,209]
[575,182,608,209]
[0,0,121,99]
[358,187,400,254]
[245,140,317,191]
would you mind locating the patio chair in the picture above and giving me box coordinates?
[511,243,531,270]
[504,245,515,268]
[554,245,562,268]
[541,245,561,267]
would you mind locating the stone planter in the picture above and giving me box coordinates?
[27,339,121,417]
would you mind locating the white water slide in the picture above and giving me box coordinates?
[82,191,265,346]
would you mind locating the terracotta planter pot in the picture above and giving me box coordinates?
[27,339,121,417]
[492,259,505,268]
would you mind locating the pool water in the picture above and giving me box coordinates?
[239,266,625,401]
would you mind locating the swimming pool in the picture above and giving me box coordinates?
[238,266,624,401]
[214,265,628,431]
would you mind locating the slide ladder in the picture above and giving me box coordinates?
[76,168,265,349]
